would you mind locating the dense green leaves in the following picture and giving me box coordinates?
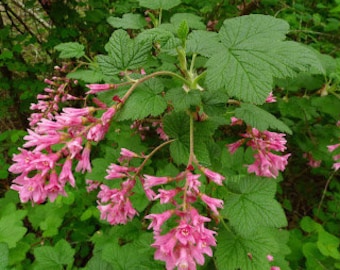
[165,87,201,111]
[206,15,323,104]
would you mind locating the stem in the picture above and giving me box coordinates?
[136,139,176,175]
[158,8,163,26]
[220,218,232,233]
[192,70,207,86]
[189,53,197,74]
[119,70,188,105]
[187,113,196,167]
[317,170,336,216]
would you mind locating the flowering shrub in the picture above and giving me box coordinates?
[3,1,340,269]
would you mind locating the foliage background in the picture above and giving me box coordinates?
[0,0,339,269]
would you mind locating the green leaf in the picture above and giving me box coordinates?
[170,13,206,30]
[117,78,167,120]
[107,13,147,30]
[0,213,27,248]
[177,20,189,41]
[34,239,75,270]
[186,30,220,57]
[317,229,340,259]
[303,242,328,270]
[206,15,323,104]
[67,69,104,83]
[166,88,201,111]
[300,216,322,233]
[163,112,190,164]
[138,0,181,10]
[215,227,278,270]
[0,243,8,269]
[85,255,114,270]
[54,42,85,58]
[222,176,287,236]
[235,103,292,134]
[100,29,151,74]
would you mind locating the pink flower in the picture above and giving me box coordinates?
[265,92,277,103]
[327,143,340,152]
[67,137,83,159]
[154,189,179,204]
[151,209,217,270]
[227,139,245,154]
[105,164,129,179]
[303,152,321,168]
[11,174,47,204]
[145,210,173,233]
[59,158,75,187]
[85,83,116,94]
[143,175,169,189]
[45,171,66,202]
[101,107,116,124]
[97,184,137,225]
[186,172,201,194]
[271,267,281,270]
[230,117,243,126]
[267,254,274,262]
[76,146,92,173]
[86,180,100,192]
[200,194,224,215]
[87,123,109,142]
[248,151,290,178]
[200,167,225,185]
[23,129,61,151]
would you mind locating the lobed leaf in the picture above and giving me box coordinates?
[222,176,287,236]
[54,42,85,59]
[107,13,147,30]
[235,103,292,134]
[205,15,323,104]
[117,78,167,120]
[215,227,278,270]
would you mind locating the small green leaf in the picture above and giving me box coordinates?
[166,88,201,111]
[85,255,114,270]
[107,13,147,30]
[177,20,189,41]
[54,42,85,58]
[222,176,287,236]
[300,216,322,233]
[235,103,292,134]
[138,0,181,10]
[117,79,167,120]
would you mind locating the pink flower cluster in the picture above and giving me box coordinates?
[227,118,290,178]
[327,143,340,171]
[9,75,119,204]
[86,148,141,225]
[143,167,225,269]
